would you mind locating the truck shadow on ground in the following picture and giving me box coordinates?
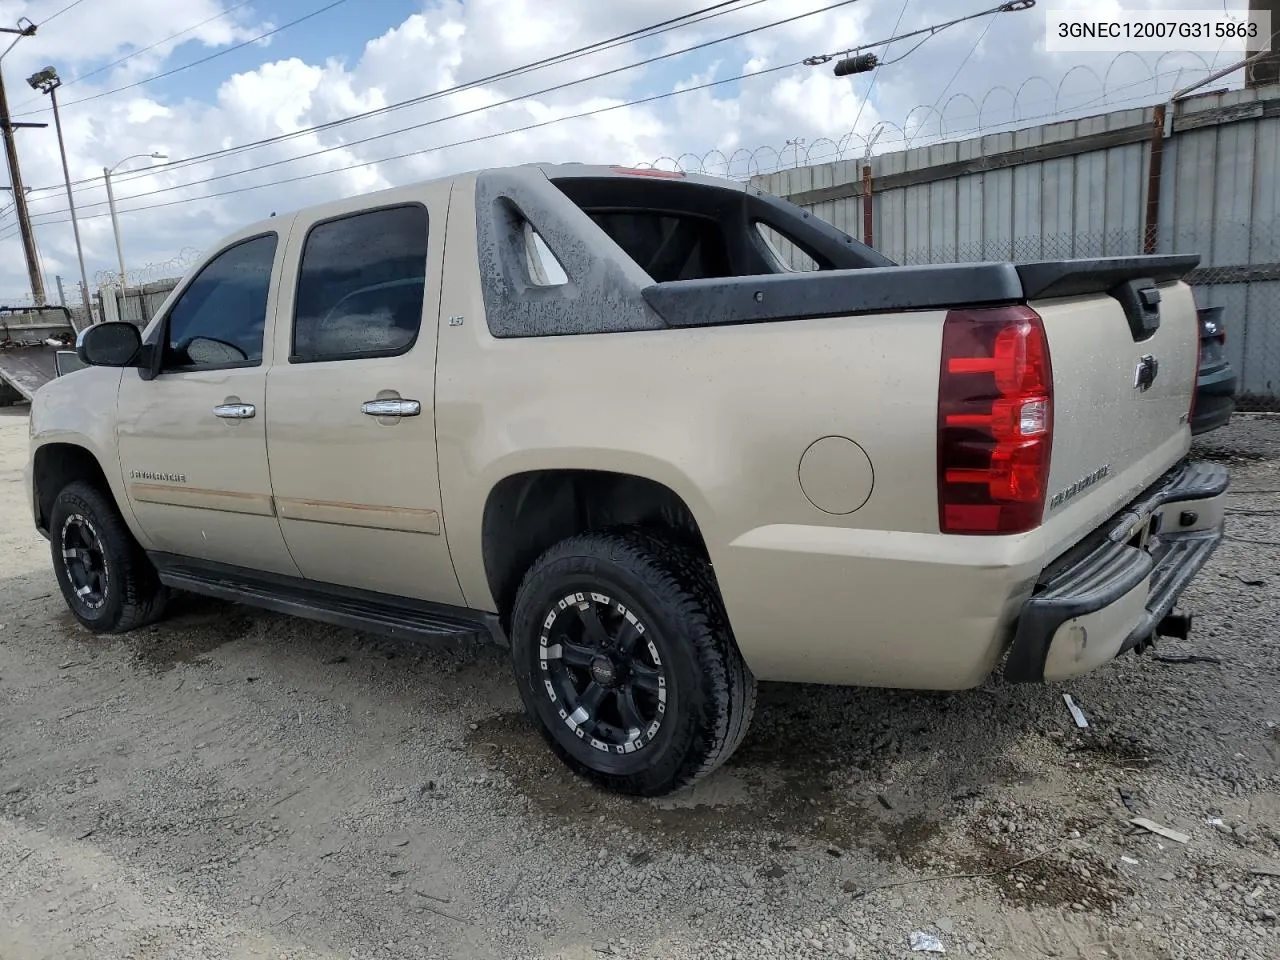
[467,679,1050,857]
[41,574,1048,857]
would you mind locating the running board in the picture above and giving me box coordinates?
[149,553,507,647]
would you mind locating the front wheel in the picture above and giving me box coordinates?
[510,529,756,796]
[48,480,168,633]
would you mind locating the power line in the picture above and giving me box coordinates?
[919,2,1003,129]
[848,0,908,146]
[44,0,776,194]
[13,0,353,117]
[37,0,863,211]
[8,0,1036,232]
[6,59,803,234]
[9,0,256,112]
[803,0,1033,67]
[0,67,1189,246]
[39,0,93,25]
[12,0,1055,232]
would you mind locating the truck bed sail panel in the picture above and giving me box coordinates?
[1016,255,1200,300]
[641,263,1024,328]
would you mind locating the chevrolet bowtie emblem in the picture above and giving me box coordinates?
[1133,354,1159,392]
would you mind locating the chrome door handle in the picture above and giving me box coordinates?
[361,399,421,418]
[213,402,256,419]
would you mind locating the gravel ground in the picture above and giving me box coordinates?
[1,405,1277,960]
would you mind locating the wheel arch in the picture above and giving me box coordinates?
[480,468,714,629]
[31,441,117,538]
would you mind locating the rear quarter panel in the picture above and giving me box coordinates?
[435,179,1012,685]
[436,182,951,598]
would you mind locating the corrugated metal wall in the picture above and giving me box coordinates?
[101,278,181,330]
[752,85,1280,406]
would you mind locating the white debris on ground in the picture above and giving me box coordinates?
[1,406,1278,960]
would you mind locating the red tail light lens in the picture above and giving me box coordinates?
[1189,325,1202,425]
[938,305,1054,535]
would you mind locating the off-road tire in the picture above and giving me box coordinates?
[49,480,168,633]
[510,527,756,796]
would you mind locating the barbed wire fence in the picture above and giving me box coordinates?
[635,52,1228,178]
[94,247,204,292]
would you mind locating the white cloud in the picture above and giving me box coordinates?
[0,0,1256,298]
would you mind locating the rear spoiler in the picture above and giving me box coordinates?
[1015,254,1200,299]
[642,254,1201,329]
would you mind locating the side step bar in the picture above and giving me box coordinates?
[149,553,507,647]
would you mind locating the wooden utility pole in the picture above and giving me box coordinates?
[1247,0,1280,87]
[0,23,48,306]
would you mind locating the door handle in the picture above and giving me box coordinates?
[213,402,256,419]
[361,399,421,418]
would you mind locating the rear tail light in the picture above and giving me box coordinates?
[938,305,1054,535]
[1189,323,1202,424]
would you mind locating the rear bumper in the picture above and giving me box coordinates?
[1003,460,1228,683]
[1192,363,1236,436]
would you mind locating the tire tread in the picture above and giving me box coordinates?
[51,480,167,633]
[511,526,756,795]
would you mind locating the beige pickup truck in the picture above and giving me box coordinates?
[26,163,1227,796]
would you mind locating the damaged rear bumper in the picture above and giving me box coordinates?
[1004,460,1229,684]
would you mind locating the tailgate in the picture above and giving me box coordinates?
[1023,256,1201,540]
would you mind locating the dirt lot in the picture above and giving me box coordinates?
[1,405,1277,960]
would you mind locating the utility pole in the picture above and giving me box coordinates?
[1246,0,1279,88]
[0,19,47,305]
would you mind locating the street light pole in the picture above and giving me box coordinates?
[28,66,92,323]
[104,151,165,289]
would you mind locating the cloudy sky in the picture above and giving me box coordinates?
[0,0,1259,301]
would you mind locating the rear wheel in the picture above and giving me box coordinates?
[510,529,756,796]
[49,480,168,633]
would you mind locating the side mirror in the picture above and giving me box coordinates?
[54,350,87,377]
[76,322,142,368]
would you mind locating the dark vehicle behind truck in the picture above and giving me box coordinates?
[1193,305,1236,436]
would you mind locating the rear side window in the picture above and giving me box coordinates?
[523,221,569,286]
[755,223,820,272]
[291,204,428,363]
[585,211,732,283]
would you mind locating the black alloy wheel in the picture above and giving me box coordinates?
[539,590,668,754]
[59,513,110,611]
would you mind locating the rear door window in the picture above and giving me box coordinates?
[291,205,429,363]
